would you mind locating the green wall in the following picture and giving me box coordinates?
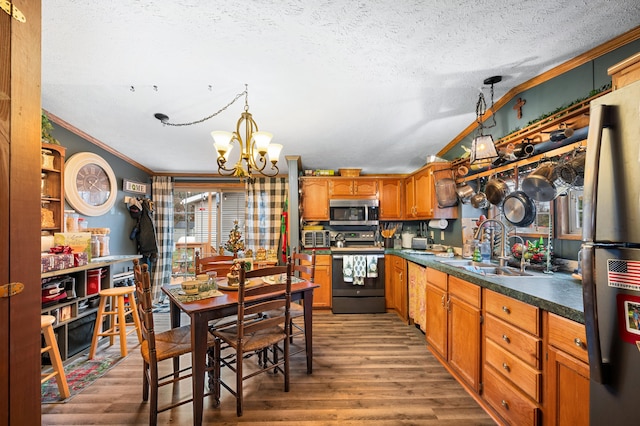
[50,125,151,258]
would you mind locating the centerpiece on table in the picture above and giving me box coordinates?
[224,221,246,284]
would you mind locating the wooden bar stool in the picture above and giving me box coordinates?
[89,286,142,359]
[41,315,70,399]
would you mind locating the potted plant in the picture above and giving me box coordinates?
[41,111,60,145]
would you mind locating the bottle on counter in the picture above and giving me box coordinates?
[480,240,491,262]
[472,240,482,262]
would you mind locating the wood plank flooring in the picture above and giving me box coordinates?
[42,311,495,425]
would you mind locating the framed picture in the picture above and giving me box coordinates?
[617,294,640,343]
[624,301,640,335]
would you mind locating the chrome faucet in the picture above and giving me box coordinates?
[507,235,529,273]
[473,219,508,268]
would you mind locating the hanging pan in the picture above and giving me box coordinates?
[434,169,459,208]
[485,175,510,206]
[470,177,489,209]
[521,160,557,202]
[503,190,537,227]
[455,181,475,204]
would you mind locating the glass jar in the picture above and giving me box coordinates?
[65,211,79,232]
[41,173,48,197]
[41,149,54,169]
[207,271,218,291]
[90,235,101,258]
[97,235,110,257]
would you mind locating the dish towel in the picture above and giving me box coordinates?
[353,255,367,285]
[343,255,354,283]
[367,255,378,278]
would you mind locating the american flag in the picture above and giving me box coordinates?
[607,259,640,290]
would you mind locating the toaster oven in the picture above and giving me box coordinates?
[301,230,331,248]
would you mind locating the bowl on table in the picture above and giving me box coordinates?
[181,280,200,295]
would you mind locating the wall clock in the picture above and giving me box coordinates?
[64,152,118,216]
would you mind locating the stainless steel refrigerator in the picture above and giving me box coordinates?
[582,78,640,425]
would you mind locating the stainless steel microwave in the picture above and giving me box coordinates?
[329,199,379,225]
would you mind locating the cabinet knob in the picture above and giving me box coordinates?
[574,337,584,348]
[502,362,510,372]
[502,306,510,314]
[441,295,445,307]
[502,334,510,343]
[501,400,509,409]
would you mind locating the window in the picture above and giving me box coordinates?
[172,185,246,279]
[555,188,583,240]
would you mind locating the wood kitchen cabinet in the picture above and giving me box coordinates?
[378,178,403,219]
[304,254,331,308]
[545,313,590,426]
[404,163,457,219]
[328,178,378,198]
[300,178,329,220]
[483,289,542,425]
[447,276,482,393]
[385,255,407,322]
[425,268,448,358]
[425,269,482,393]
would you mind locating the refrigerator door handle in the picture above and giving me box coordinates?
[582,104,613,243]
[582,245,608,383]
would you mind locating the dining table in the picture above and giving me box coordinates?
[162,277,318,425]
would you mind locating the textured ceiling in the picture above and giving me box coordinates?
[42,1,640,175]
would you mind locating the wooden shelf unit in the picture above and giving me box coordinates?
[41,256,140,362]
[41,143,66,233]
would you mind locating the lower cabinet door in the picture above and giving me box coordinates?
[483,364,540,426]
[425,283,447,359]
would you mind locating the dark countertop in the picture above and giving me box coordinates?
[386,249,585,323]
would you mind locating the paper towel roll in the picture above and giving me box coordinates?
[428,219,448,229]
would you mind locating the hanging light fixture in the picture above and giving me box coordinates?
[470,76,501,165]
[154,84,282,178]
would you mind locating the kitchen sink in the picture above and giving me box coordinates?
[436,259,538,277]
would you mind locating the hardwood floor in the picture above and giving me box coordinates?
[42,311,495,425]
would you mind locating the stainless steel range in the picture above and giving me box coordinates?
[331,230,385,314]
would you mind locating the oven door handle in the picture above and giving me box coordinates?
[332,254,385,260]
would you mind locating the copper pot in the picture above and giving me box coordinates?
[485,177,510,205]
[470,191,489,209]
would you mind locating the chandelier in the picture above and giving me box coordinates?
[470,76,501,165]
[154,84,282,178]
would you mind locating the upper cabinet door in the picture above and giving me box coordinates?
[379,178,403,220]
[300,178,329,220]
[328,178,378,198]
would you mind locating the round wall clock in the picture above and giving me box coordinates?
[64,152,118,216]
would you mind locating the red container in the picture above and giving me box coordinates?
[87,268,102,295]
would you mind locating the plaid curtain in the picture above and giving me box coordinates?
[151,176,173,302]
[245,177,288,256]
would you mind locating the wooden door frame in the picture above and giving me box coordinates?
[1,1,43,424]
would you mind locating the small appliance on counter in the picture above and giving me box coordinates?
[301,229,331,248]
[411,235,434,250]
[401,231,416,248]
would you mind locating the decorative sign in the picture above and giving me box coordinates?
[123,179,148,194]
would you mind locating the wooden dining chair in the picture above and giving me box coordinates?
[265,249,314,355]
[210,262,293,417]
[133,259,215,425]
[194,253,235,276]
